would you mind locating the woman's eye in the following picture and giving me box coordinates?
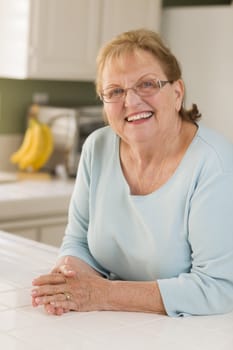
[139,80,155,89]
[111,88,124,96]
[104,87,124,99]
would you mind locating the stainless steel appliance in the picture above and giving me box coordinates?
[36,105,104,177]
[68,106,105,176]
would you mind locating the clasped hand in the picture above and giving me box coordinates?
[31,256,108,316]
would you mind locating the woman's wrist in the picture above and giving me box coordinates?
[100,279,166,314]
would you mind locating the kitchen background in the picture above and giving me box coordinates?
[0,0,232,246]
[0,0,233,171]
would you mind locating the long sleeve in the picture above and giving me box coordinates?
[58,140,110,278]
[158,171,233,317]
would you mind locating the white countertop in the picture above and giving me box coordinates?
[0,230,232,350]
[0,177,75,220]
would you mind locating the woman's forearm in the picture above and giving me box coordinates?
[103,279,166,315]
[32,257,166,315]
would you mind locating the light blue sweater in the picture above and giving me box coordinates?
[59,124,233,317]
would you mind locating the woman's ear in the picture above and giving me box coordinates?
[174,79,185,112]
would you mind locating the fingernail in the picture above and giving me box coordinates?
[31,290,37,296]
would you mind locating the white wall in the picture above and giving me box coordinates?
[161,5,233,142]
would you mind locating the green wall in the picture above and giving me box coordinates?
[0,78,99,134]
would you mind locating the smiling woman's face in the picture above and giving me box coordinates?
[101,49,184,146]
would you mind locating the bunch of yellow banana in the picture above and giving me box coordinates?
[10,118,54,171]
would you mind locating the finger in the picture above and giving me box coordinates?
[32,273,66,286]
[50,300,77,311]
[44,303,59,315]
[49,305,70,316]
[34,297,66,316]
[54,306,66,316]
[31,283,67,299]
[34,292,67,306]
[31,296,38,307]
[44,303,67,316]
[50,266,60,273]
[59,264,76,277]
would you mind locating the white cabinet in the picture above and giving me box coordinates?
[100,0,161,45]
[0,0,161,81]
[0,0,30,78]
[0,0,101,80]
[0,179,74,247]
[29,0,102,80]
[1,216,67,247]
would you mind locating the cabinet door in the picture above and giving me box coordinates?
[28,0,102,80]
[7,227,39,242]
[40,223,66,247]
[100,0,162,46]
[0,0,30,78]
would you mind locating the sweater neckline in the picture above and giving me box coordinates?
[114,124,201,198]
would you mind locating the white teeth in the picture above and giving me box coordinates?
[126,112,152,122]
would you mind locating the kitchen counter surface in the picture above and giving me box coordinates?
[0,230,232,350]
[0,176,75,220]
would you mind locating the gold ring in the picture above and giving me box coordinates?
[63,291,71,301]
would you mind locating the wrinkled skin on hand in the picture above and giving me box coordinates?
[31,256,108,316]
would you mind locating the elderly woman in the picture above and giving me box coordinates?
[31,29,233,317]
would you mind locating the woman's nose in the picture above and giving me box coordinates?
[124,88,142,107]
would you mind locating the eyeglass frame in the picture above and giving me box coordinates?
[99,75,173,103]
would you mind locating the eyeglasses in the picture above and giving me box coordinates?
[100,76,173,103]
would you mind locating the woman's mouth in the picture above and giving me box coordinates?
[125,112,154,122]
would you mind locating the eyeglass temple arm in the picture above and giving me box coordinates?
[159,80,173,88]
